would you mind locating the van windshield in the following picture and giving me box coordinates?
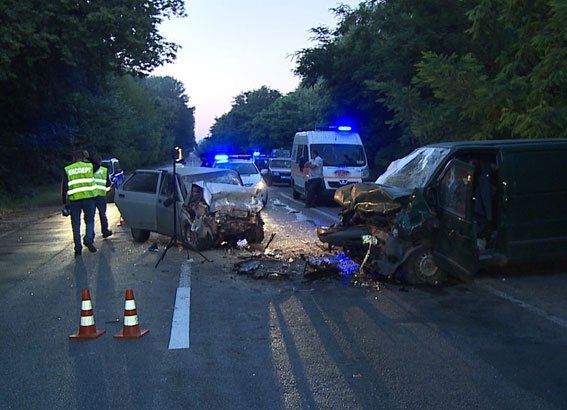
[311,144,366,167]
[376,147,450,189]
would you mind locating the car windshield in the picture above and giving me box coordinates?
[215,162,258,175]
[180,170,242,192]
[270,159,291,168]
[310,144,366,167]
[376,147,450,189]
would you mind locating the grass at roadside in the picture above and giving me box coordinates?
[0,184,61,218]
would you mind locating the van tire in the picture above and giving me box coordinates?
[131,228,151,243]
[400,245,445,285]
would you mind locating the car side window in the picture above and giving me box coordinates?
[438,161,473,218]
[122,172,159,194]
[159,174,176,197]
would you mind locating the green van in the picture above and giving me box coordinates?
[317,139,567,284]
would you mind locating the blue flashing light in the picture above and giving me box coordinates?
[214,154,229,162]
[252,151,261,158]
[337,126,352,132]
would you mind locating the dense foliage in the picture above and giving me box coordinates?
[203,0,565,173]
[0,0,194,195]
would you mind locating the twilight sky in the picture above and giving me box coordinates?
[152,0,361,141]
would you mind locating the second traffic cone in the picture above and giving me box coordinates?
[114,289,149,339]
[118,216,126,227]
[69,289,106,340]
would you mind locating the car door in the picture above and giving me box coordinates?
[115,171,159,232]
[156,171,182,237]
[432,159,479,277]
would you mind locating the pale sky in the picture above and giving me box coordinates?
[152,0,361,141]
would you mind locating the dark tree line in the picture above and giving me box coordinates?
[0,0,195,196]
[202,0,566,173]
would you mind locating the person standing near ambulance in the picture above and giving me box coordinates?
[61,150,97,256]
[91,153,113,239]
[304,149,323,208]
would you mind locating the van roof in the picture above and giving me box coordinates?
[294,130,362,144]
[426,138,567,150]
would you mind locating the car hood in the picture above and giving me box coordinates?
[334,183,412,214]
[191,182,262,213]
[240,174,261,186]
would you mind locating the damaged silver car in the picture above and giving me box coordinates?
[115,165,264,250]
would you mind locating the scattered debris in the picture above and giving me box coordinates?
[148,242,159,252]
[236,238,249,248]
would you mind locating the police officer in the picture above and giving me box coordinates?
[91,154,113,240]
[62,150,97,256]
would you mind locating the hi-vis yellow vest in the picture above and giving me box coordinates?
[64,161,96,201]
[93,166,108,197]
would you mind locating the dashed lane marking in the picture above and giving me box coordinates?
[278,192,338,222]
[168,260,191,349]
[479,284,567,329]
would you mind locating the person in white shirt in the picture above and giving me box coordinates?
[304,149,323,208]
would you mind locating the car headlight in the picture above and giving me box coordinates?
[255,179,266,190]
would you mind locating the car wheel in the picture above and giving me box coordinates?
[131,228,150,243]
[400,245,445,285]
[292,183,301,199]
[183,222,214,251]
[245,216,265,244]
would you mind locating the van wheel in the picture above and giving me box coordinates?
[400,245,445,285]
[131,228,150,243]
[292,183,301,199]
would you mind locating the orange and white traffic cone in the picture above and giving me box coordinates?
[118,216,126,227]
[69,289,106,340]
[114,289,149,339]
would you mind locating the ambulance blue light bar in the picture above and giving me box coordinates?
[337,126,352,132]
[252,151,261,157]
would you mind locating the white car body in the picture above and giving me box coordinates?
[213,159,268,207]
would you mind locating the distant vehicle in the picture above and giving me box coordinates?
[265,158,292,186]
[115,166,264,250]
[318,138,567,284]
[213,156,268,207]
[291,126,370,201]
[101,158,124,203]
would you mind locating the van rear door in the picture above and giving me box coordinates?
[432,160,479,277]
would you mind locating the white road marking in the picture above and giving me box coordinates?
[168,260,192,349]
[278,192,338,222]
[480,284,567,329]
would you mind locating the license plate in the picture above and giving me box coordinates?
[281,176,290,179]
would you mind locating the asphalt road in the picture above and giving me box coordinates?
[0,186,566,409]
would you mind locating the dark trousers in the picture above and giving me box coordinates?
[306,177,323,207]
[69,198,96,252]
[94,195,110,236]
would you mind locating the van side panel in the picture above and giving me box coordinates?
[499,145,567,263]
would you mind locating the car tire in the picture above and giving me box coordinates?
[131,228,150,243]
[183,222,214,251]
[292,183,301,199]
[245,216,265,244]
[399,244,446,285]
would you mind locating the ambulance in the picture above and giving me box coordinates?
[291,126,370,200]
